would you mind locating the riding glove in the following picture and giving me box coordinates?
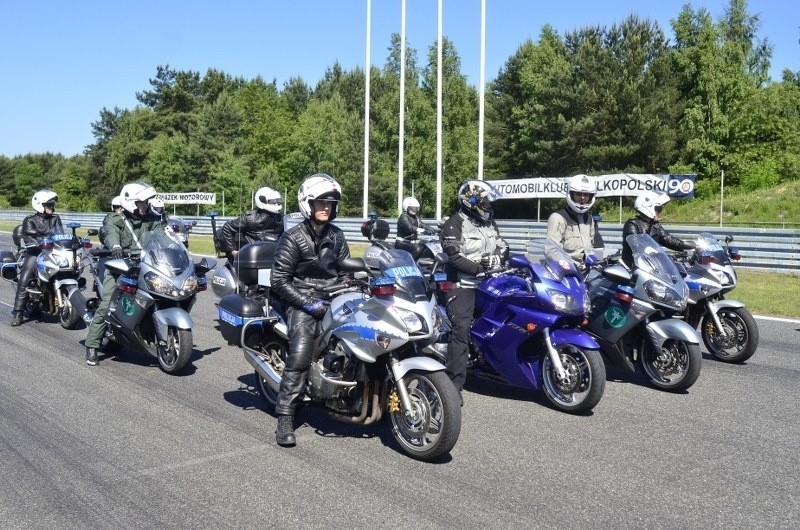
[302,299,327,320]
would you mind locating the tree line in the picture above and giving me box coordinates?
[1,0,798,219]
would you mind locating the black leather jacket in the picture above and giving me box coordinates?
[621,215,693,265]
[396,212,433,242]
[21,213,64,251]
[271,220,350,310]
[220,210,284,253]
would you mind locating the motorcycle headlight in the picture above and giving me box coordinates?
[582,290,591,314]
[396,307,426,334]
[54,255,70,268]
[546,288,583,315]
[144,271,186,297]
[182,275,198,293]
[643,279,687,310]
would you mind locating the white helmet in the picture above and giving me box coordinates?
[634,190,670,220]
[566,174,597,215]
[149,197,165,215]
[297,173,342,221]
[111,196,122,210]
[402,196,420,214]
[119,181,158,214]
[32,189,58,214]
[254,186,282,214]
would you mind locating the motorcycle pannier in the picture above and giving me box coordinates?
[217,293,265,346]
[1,250,17,280]
[230,241,278,286]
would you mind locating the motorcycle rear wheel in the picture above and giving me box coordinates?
[157,327,193,374]
[389,370,461,462]
[59,287,82,330]
[254,337,289,412]
[640,339,701,392]
[541,346,606,413]
[702,307,759,363]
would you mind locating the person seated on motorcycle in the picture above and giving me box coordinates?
[546,174,602,271]
[10,189,64,327]
[395,196,435,255]
[98,196,123,248]
[148,197,168,224]
[271,173,351,447]
[84,181,164,366]
[440,180,509,401]
[621,190,695,269]
[220,186,284,260]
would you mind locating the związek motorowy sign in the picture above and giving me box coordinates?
[488,174,696,200]
[156,193,217,205]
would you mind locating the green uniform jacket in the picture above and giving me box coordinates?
[102,211,164,251]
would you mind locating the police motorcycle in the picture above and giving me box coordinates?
[79,228,216,374]
[583,234,702,391]
[220,219,462,461]
[166,216,196,249]
[669,233,759,363]
[1,222,93,329]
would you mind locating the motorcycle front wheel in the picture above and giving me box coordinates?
[157,327,193,374]
[254,337,289,412]
[702,307,759,363]
[59,287,82,330]
[389,370,461,462]
[541,346,606,413]
[640,339,701,392]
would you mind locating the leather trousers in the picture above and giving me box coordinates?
[12,254,37,313]
[275,306,318,416]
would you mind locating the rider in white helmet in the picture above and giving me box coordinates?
[396,196,435,253]
[546,174,601,267]
[84,181,163,366]
[219,186,284,259]
[270,173,351,447]
[621,189,695,267]
[10,189,64,327]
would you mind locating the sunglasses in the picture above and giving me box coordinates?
[654,205,664,213]
[42,202,56,208]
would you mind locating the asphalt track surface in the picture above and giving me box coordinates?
[1,233,798,529]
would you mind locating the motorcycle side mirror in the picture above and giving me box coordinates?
[194,257,218,276]
[725,235,734,243]
[602,264,632,283]
[87,228,99,236]
[434,252,448,265]
[341,257,369,274]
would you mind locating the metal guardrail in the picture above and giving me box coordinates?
[2,211,798,273]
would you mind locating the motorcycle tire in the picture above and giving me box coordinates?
[254,337,289,412]
[388,370,461,462]
[701,307,759,364]
[541,346,606,414]
[157,327,193,374]
[640,339,701,392]
[59,287,82,330]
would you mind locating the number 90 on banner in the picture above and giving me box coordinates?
[667,174,696,198]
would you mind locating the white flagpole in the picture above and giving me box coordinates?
[398,0,407,214]
[436,0,443,220]
[362,0,372,218]
[477,0,486,180]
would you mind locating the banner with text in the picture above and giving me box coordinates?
[156,192,217,205]
[488,174,696,200]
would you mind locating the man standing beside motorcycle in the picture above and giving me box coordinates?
[395,196,435,254]
[84,181,163,366]
[546,174,602,270]
[10,189,64,327]
[220,186,284,260]
[271,174,350,447]
[621,190,695,268]
[440,180,508,401]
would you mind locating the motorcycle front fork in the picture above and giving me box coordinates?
[542,327,568,381]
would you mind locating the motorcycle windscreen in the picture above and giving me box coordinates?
[526,238,581,281]
[694,232,730,264]
[374,248,429,303]
[626,234,683,284]
[140,230,192,275]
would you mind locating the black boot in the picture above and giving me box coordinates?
[275,415,296,446]
[86,347,99,366]
[10,312,23,327]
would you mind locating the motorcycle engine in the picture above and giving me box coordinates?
[309,342,360,411]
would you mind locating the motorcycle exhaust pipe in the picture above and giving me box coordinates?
[243,347,282,391]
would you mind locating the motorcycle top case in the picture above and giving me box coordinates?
[217,293,265,346]
[229,241,278,285]
[1,250,17,280]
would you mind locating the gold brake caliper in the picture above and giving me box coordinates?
[389,391,401,413]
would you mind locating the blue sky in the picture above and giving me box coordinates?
[1,1,797,158]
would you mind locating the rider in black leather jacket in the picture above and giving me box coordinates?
[395,196,435,254]
[220,186,284,259]
[11,189,64,326]
[621,190,695,267]
[271,174,350,447]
